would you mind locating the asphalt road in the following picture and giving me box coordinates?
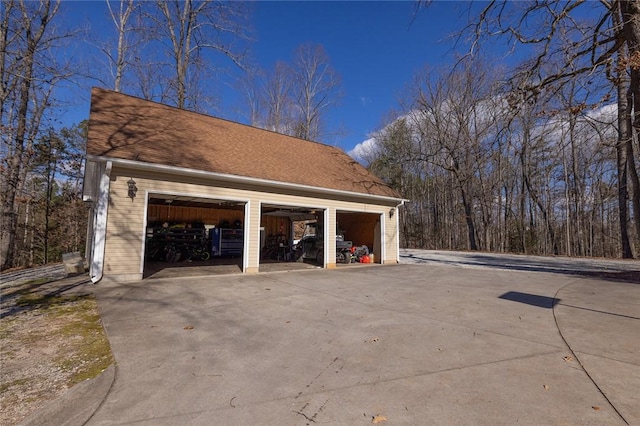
[400,249,640,278]
[0,263,67,290]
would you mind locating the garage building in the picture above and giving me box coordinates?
[83,88,404,282]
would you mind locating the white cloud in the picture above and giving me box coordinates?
[348,137,378,164]
[348,100,619,167]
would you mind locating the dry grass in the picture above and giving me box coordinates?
[0,281,113,425]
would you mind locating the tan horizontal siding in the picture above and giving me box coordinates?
[247,201,261,268]
[104,178,145,275]
[102,168,399,279]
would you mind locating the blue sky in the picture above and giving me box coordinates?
[60,1,484,154]
[250,1,474,151]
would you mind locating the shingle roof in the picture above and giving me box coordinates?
[87,87,401,199]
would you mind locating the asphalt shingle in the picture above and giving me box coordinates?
[87,88,401,199]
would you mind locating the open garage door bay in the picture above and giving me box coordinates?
[144,194,246,278]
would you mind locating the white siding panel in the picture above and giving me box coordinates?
[246,200,261,272]
[326,207,336,267]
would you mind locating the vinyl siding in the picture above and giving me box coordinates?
[102,176,146,278]
[247,200,261,274]
[102,165,400,281]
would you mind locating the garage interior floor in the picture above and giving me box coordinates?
[143,258,372,279]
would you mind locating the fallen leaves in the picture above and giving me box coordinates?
[543,384,550,390]
[183,325,194,330]
[366,337,380,343]
[592,406,601,411]
[372,414,388,424]
[563,355,573,362]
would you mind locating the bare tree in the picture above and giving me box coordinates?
[432,0,640,257]
[367,46,627,258]
[614,42,634,258]
[240,44,342,142]
[1,0,72,270]
[104,0,138,92]
[238,68,263,127]
[605,1,640,258]
[290,44,342,141]
[410,60,502,251]
[145,0,250,110]
[263,61,295,134]
[241,62,296,133]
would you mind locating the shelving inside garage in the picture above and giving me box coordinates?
[147,201,244,228]
[144,195,246,275]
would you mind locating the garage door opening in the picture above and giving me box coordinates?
[336,211,382,265]
[144,194,246,278]
[260,205,325,272]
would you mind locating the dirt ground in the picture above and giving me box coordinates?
[0,273,113,426]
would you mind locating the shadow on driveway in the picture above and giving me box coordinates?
[498,291,559,308]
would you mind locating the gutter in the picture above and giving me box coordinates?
[86,155,408,205]
[90,161,112,283]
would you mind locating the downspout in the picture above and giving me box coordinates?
[90,161,112,283]
[395,200,406,263]
[84,201,95,268]
[242,200,250,273]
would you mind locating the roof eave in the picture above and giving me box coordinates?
[86,155,406,204]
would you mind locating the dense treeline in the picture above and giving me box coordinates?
[365,61,635,257]
[362,1,640,259]
[1,0,251,270]
[11,124,89,267]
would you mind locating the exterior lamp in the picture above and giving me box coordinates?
[127,178,138,201]
[389,208,395,218]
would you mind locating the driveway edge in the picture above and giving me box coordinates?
[19,364,116,426]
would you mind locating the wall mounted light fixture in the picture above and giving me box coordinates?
[389,208,395,218]
[127,178,137,201]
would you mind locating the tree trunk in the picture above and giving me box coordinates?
[615,41,634,258]
[627,137,640,251]
[2,44,35,270]
[621,0,640,152]
[460,189,478,251]
[621,1,640,252]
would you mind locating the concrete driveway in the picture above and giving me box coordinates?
[37,253,640,425]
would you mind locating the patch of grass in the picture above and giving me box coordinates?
[0,378,30,394]
[22,277,53,287]
[1,278,53,300]
[15,292,84,309]
[54,296,114,386]
[0,319,14,340]
[2,293,114,403]
[14,292,46,307]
